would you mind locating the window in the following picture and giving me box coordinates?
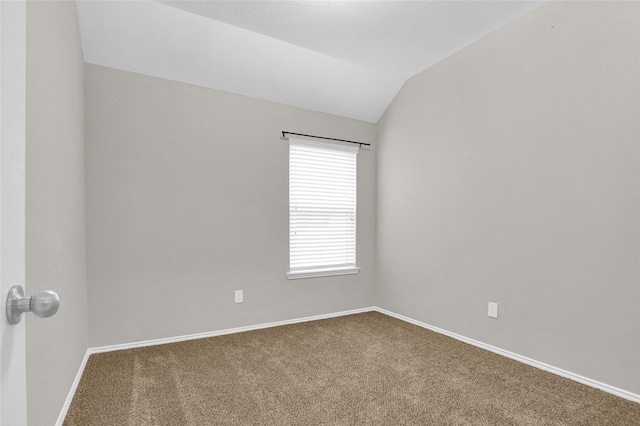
[288,138,359,279]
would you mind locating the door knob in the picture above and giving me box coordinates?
[6,285,60,325]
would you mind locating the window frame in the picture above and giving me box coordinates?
[287,138,360,280]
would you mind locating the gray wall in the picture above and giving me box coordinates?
[376,0,640,394]
[85,65,377,347]
[25,1,88,425]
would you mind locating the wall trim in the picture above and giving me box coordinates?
[375,307,640,404]
[89,306,376,354]
[57,305,639,424]
[55,349,91,426]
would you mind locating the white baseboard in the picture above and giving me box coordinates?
[374,307,640,404]
[57,304,639,424]
[55,348,91,426]
[89,306,377,354]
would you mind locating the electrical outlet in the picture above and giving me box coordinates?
[488,302,498,318]
[234,290,243,304]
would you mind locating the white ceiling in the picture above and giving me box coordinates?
[76,1,543,123]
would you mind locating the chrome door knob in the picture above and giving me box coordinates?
[6,285,60,325]
[30,289,60,318]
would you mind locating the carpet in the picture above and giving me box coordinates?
[64,312,640,425]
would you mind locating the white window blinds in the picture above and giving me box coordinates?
[288,138,360,279]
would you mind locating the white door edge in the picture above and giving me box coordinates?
[0,0,28,424]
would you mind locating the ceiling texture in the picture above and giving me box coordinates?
[76,1,544,123]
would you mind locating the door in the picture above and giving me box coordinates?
[0,0,28,424]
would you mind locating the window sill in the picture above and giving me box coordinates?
[287,267,360,280]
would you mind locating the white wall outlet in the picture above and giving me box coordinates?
[234,290,243,304]
[488,302,498,318]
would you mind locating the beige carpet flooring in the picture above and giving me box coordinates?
[64,312,640,425]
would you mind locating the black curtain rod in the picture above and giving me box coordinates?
[282,131,371,147]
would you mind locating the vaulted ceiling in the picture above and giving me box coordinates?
[76,1,543,123]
